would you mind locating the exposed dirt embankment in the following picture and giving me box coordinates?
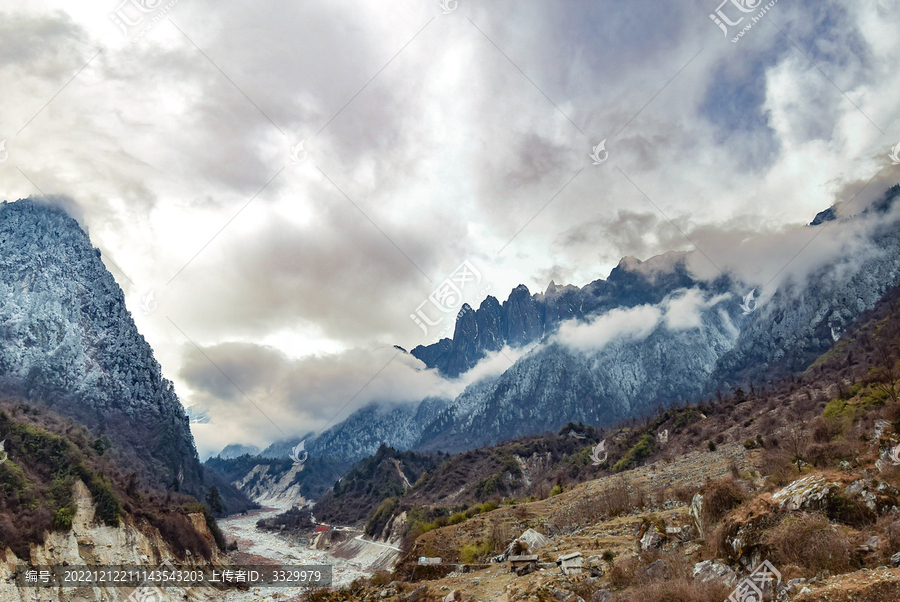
[0,480,222,602]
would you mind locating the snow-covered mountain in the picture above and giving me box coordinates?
[256,397,450,462]
[0,198,244,505]
[314,185,900,456]
[411,251,712,378]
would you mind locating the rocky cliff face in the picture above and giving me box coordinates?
[0,198,217,501]
[0,480,221,602]
[415,289,741,452]
[709,186,900,389]
[411,252,715,378]
[321,186,900,458]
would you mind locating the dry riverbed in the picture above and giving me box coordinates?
[214,507,397,602]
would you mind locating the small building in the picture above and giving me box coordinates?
[509,555,538,575]
[418,557,442,565]
[557,552,583,575]
[314,525,330,533]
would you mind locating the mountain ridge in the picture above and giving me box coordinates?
[0,197,250,511]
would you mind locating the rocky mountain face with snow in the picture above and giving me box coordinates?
[213,186,900,503]
[709,186,900,390]
[0,198,244,506]
[204,453,350,509]
[315,185,900,457]
[412,253,715,378]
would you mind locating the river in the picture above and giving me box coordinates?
[215,507,397,601]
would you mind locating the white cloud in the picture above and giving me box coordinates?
[0,0,898,449]
[556,305,663,354]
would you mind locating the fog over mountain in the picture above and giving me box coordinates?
[237,185,900,461]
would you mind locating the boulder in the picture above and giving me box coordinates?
[443,591,461,602]
[771,475,841,511]
[493,527,552,562]
[645,559,667,580]
[640,529,663,551]
[689,493,705,536]
[402,585,428,602]
[692,559,738,586]
[714,498,782,569]
[517,528,551,551]
[591,590,612,602]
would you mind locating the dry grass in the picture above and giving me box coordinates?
[611,578,733,602]
[764,512,856,575]
[699,477,747,535]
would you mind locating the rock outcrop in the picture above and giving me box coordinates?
[0,481,220,602]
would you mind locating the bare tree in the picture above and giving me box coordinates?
[782,428,809,471]
[869,344,900,404]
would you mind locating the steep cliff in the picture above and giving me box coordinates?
[0,198,246,508]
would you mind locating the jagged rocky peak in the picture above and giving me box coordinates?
[0,197,206,497]
[411,248,704,378]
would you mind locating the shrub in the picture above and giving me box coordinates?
[202,508,226,552]
[764,513,855,575]
[365,497,398,537]
[607,554,647,588]
[447,512,467,526]
[459,540,492,563]
[757,450,793,486]
[825,491,874,527]
[53,507,75,530]
[805,441,854,468]
[613,578,734,602]
[707,441,717,452]
[613,434,655,472]
[148,512,213,560]
[550,485,563,496]
[700,478,746,530]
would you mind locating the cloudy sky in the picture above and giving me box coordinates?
[1,0,899,457]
